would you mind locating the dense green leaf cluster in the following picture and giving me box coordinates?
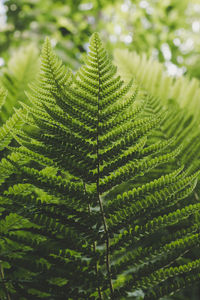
[0,33,199,299]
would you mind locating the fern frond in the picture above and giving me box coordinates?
[0,45,39,124]
[1,33,200,299]
[0,87,6,111]
[114,49,200,118]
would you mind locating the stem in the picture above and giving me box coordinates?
[85,183,102,299]
[96,44,114,297]
[93,240,102,300]
[97,194,114,297]
[0,263,11,300]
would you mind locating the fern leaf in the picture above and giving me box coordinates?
[2,33,200,299]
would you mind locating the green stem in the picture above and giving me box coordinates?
[0,263,11,300]
[96,44,114,298]
[85,183,102,299]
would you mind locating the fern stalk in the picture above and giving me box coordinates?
[95,40,114,298]
[86,181,102,299]
[0,263,11,300]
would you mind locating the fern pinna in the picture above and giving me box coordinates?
[0,33,200,299]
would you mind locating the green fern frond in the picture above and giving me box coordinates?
[114,48,200,206]
[0,44,39,124]
[0,87,6,111]
[1,33,200,299]
[114,49,200,118]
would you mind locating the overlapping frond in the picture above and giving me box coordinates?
[0,44,39,124]
[114,49,200,118]
[114,48,200,202]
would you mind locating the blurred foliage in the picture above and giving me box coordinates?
[0,0,114,68]
[103,0,200,78]
[0,0,200,77]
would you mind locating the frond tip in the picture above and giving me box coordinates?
[90,32,102,46]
